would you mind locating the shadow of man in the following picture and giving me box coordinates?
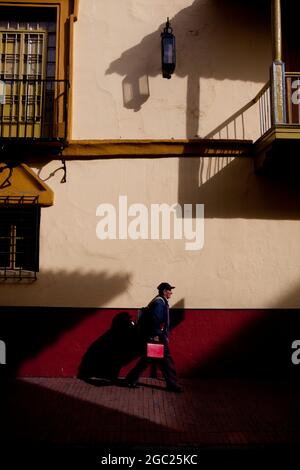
[77,312,139,385]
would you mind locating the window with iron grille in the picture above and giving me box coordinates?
[0,6,68,141]
[0,7,56,78]
[0,197,40,280]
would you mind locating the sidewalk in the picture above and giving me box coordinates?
[0,377,299,462]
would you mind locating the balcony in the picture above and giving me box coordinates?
[0,79,69,155]
[254,71,300,175]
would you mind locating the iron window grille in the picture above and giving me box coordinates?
[0,78,69,141]
[0,13,69,142]
[0,196,40,280]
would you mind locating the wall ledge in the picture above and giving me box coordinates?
[62,139,253,159]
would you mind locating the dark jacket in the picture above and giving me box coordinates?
[148,295,170,340]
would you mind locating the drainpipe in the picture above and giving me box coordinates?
[271,0,286,125]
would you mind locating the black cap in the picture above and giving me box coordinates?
[157,282,175,291]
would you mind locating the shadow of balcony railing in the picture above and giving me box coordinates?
[204,81,271,141]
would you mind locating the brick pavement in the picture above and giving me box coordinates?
[0,377,299,464]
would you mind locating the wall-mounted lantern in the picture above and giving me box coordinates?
[161,18,176,79]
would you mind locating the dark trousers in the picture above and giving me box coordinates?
[126,341,178,387]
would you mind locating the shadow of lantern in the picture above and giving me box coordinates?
[122,74,150,112]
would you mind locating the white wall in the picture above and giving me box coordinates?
[1,157,300,309]
[72,0,271,140]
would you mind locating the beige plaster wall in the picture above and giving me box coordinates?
[72,0,271,140]
[1,2,293,309]
[1,157,300,309]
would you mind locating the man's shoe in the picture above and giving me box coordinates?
[166,384,183,393]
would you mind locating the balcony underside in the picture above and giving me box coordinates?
[254,125,300,176]
[0,137,67,157]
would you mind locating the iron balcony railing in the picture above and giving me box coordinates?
[257,72,300,132]
[255,81,272,137]
[0,78,69,142]
[256,73,300,133]
[206,72,300,142]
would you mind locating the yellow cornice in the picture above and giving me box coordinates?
[62,139,253,159]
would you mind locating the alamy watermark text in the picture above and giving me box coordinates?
[96,196,204,251]
[0,340,6,365]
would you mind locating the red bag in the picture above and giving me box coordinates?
[147,342,164,358]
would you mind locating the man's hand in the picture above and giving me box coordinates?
[153,335,160,342]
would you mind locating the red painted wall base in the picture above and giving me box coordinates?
[0,307,298,378]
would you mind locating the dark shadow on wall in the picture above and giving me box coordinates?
[1,285,300,381]
[0,270,131,377]
[0,269,131,307]
[168,279,300,379]
[169,298,185,330]
[106,0,271,137]
[182,309,300,379]
[272,282,300,309]
[78,299,185,383]
[78,311,139,383]
[178,156,300,219]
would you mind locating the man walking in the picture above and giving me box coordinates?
[126,282,183,393]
